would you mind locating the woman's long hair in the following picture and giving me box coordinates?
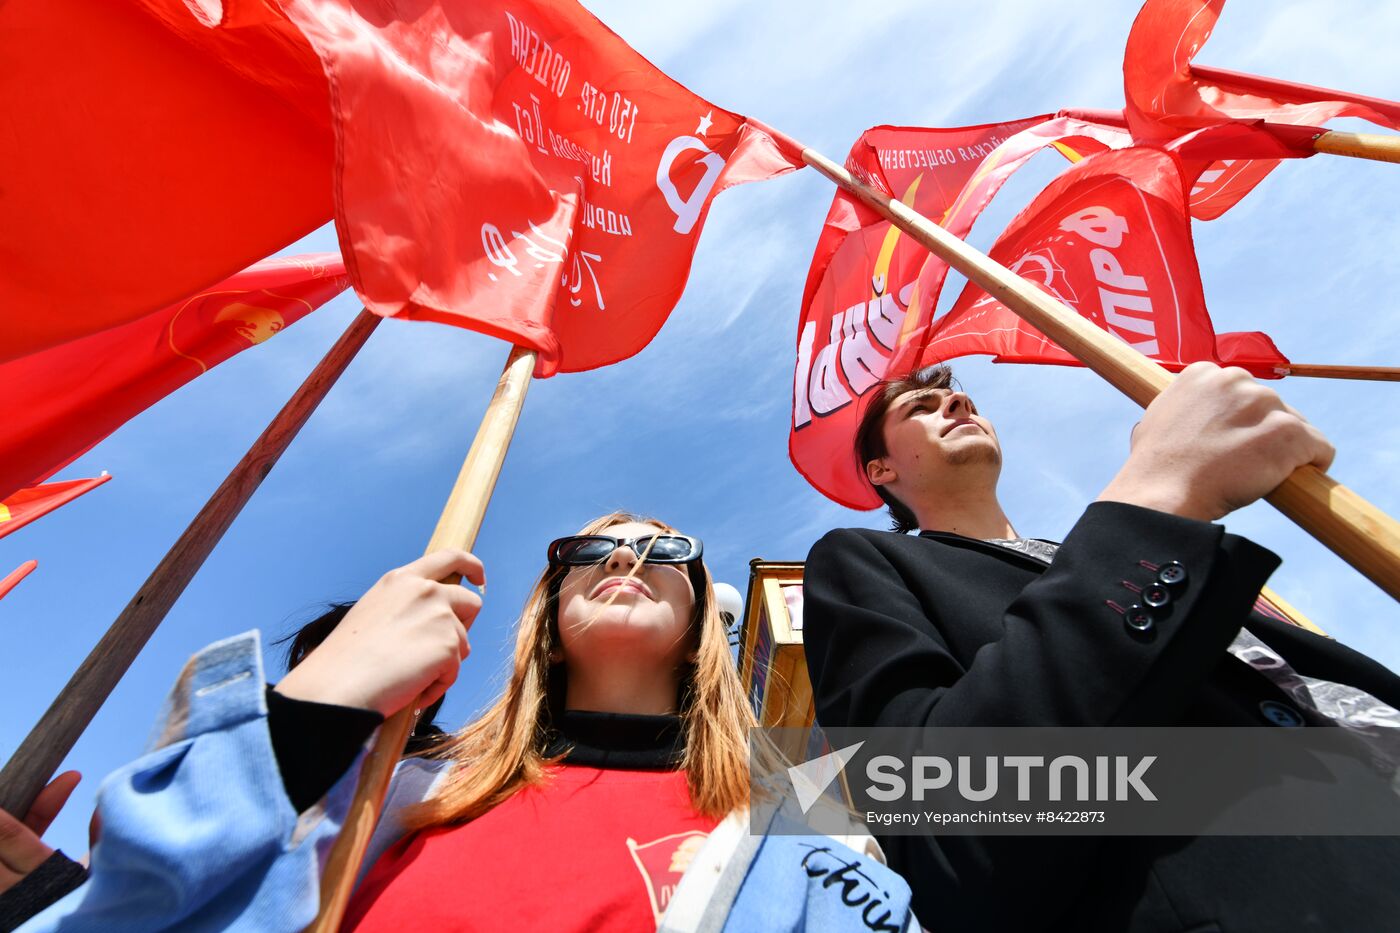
[406,512,755,828]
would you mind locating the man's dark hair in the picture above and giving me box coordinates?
[853,364,955,534]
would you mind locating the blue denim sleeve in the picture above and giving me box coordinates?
[19,631,368,933]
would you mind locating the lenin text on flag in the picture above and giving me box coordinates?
[277,0,804,376]
[923,147,1285,380]
[0,255,349,501]
[0,475,112,542]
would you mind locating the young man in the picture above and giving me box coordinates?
[803,361,1400,932]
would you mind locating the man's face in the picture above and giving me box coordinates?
[869,386,1002,491]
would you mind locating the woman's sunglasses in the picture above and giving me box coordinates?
[547,534,703,567]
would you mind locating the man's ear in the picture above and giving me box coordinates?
[866,457,896,488]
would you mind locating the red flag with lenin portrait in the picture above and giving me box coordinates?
[0,255,349,501]
[921,147,1286,380]
[1122,0,1400,220]
[791,116,1143,510]
[276,0,803,377]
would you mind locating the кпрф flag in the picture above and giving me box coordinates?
[790,121,1290,509]
[925,147,1285,382]
[788,0,1397,505]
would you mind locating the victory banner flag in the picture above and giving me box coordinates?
[791,116,1139,509]
[0,254,349,501]
[922,147,1286,378]
[1123,0,1400,220]
[0,476,111,542]
[278,0,804,376]
[0,0,334,362]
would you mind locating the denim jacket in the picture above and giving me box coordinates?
[21,632,913,932]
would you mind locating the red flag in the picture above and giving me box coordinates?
[0,0,334,363]
[0,476,111,542]
[922,148,1286,377]
[0,561,39,602]
[1122,0,1400,219]
[0,255,349,501]
[1213,331,1290,379]
[1166,119,1320,220]
[275,0,802,376]
[791,116,1133,509]
[1058,108,1321,221]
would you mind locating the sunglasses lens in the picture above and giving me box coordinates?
[552,534,700,565]
[638,536,695,562]
[555,537,615,564]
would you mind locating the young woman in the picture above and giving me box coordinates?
[20,513,913,932]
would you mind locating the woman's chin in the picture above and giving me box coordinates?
[563,611,687,653]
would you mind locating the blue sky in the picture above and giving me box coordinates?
[3,0,1398,855]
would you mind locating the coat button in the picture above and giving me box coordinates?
[1259,700,1304,727]
[1124,605,1155,633]
[1157,562,1187,587]
[1142,583,1172,608]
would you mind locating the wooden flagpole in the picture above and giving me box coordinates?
[0,310,381,821]
[795,144,1400,602]
[1161,362,1399,383]
[308,344,536,933]
[1309,130,1400,165]
[1282,363,1400,382]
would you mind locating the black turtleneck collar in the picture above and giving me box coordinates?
[542,710,686,770]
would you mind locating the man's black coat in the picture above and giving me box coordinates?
[803,501,1400,933]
